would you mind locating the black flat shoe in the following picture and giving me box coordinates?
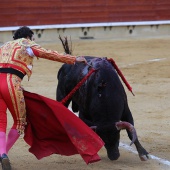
[1,154,11,170]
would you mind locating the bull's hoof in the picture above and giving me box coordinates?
[107,150,120,160]
[137,146,150,161]
[139,154,151,161]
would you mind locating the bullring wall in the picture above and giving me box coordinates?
[0,1,170,43]
[1,0,170,27]
[1,21,170,44]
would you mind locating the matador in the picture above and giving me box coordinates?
[0,26,86,170]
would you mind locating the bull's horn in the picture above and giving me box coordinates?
[115,121,137,146]
[90,126,97,131]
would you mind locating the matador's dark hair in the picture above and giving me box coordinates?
[13,26,34,40]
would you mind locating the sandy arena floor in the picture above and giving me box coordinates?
[5,37,170,170]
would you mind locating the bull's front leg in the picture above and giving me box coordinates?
[126,130,150,161]
[121,106,150,161]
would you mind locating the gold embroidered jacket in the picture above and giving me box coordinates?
[0,38,76,79]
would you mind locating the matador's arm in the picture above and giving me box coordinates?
[31,45,76,64]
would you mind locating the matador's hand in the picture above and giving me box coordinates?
[76,56,87,64]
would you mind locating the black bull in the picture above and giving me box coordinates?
[56,56,149,161]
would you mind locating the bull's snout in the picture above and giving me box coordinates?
[90,122,137,146]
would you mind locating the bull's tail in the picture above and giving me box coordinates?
[59,35,72,55]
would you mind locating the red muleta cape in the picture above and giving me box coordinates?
[23,91,104,164]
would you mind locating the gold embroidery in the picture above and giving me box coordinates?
[32,45,76,64]
[0,38,76,80]
[7,74,26,134]
[0,38,38,79]
[7,74,18,118]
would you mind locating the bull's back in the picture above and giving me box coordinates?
[57,61,87,102]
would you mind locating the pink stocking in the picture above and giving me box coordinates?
[0,132,6,155]
[6,129,19,153]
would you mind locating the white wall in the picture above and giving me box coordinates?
[0,21,170,44]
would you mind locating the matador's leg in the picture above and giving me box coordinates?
[1,74,26,152]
